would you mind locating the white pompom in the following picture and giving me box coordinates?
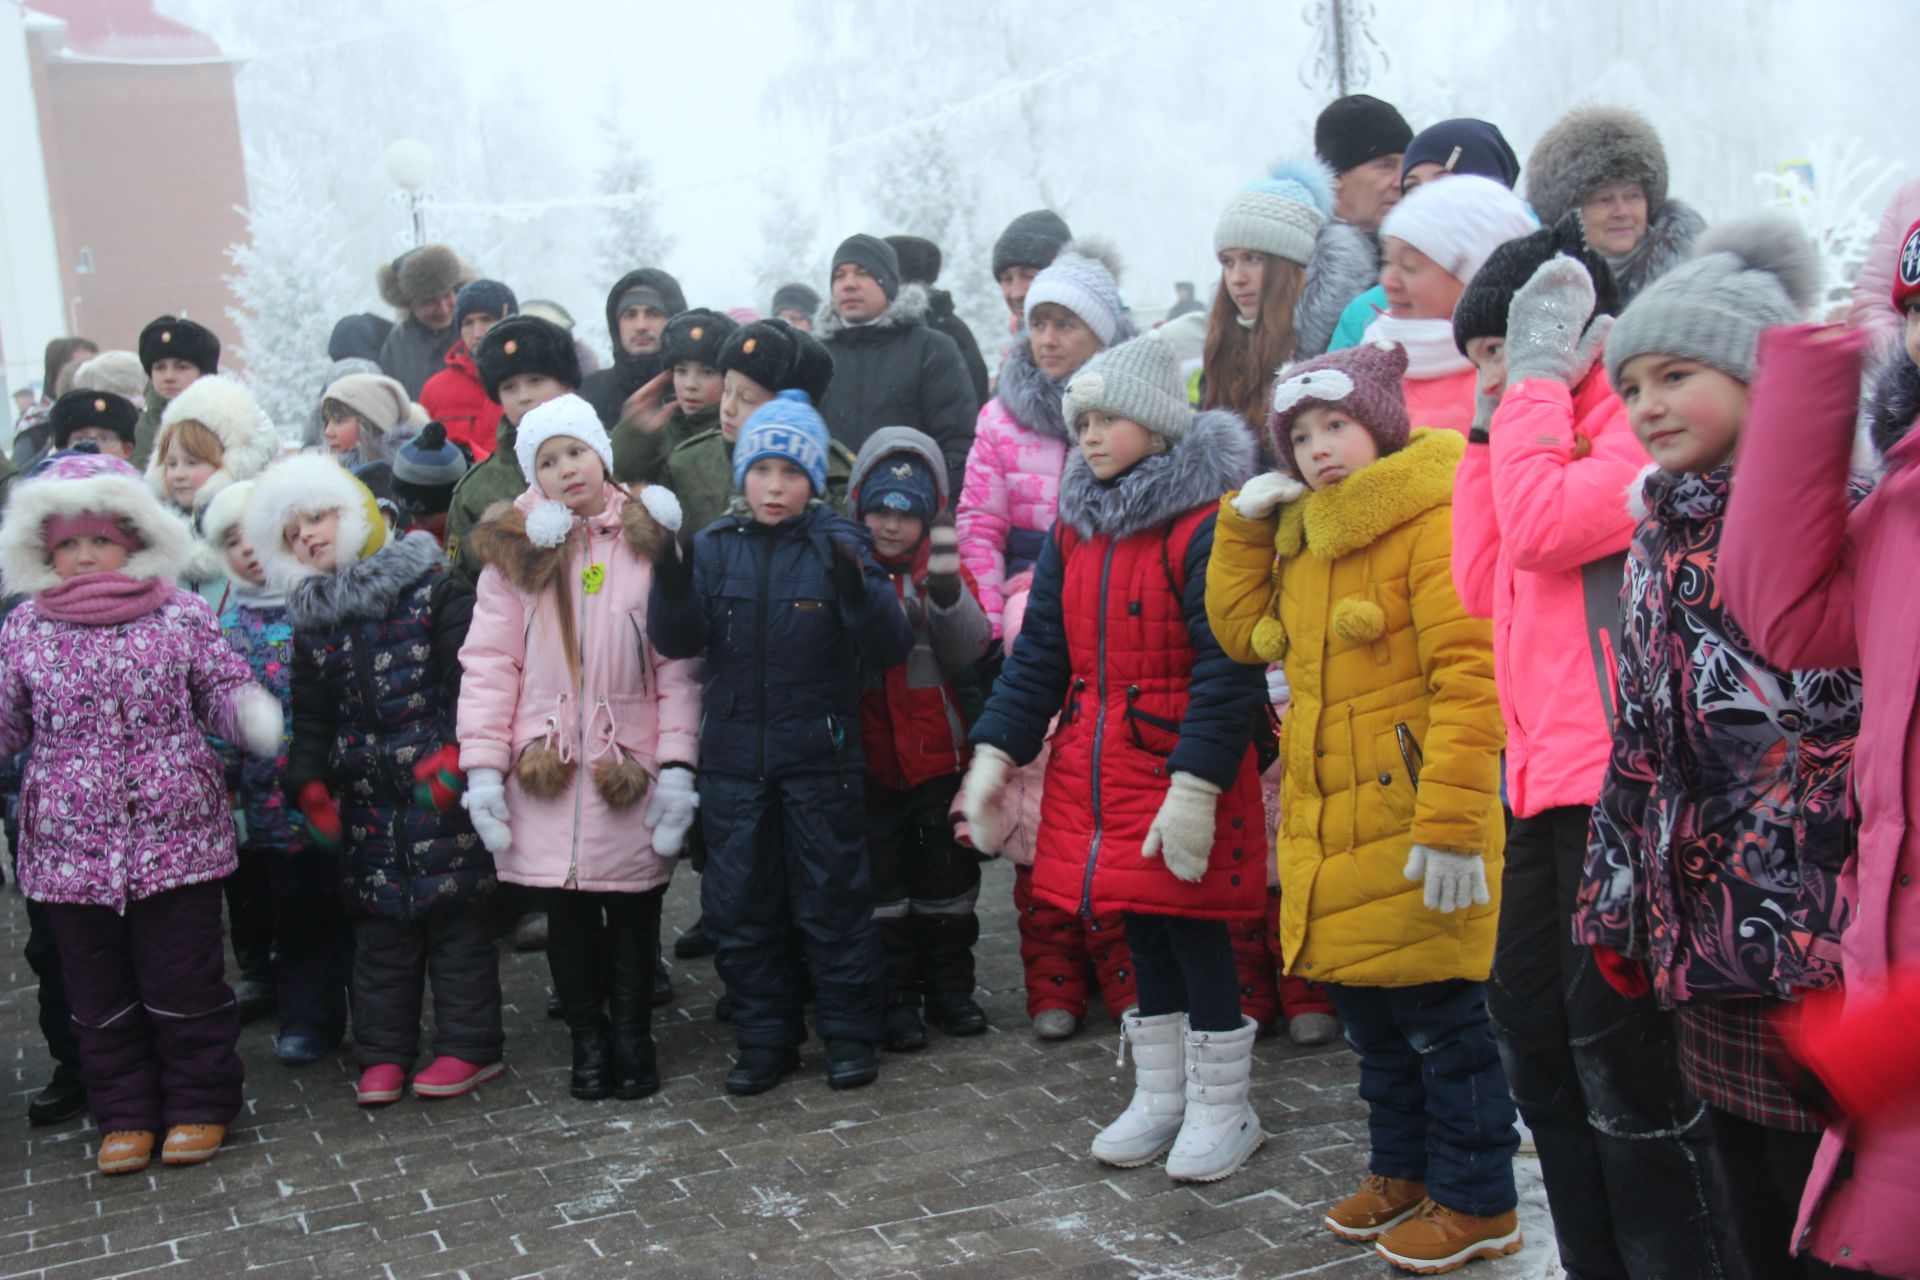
[526,499,575,548]
[639,484,683,533]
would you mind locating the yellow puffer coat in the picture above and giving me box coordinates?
[1206,429,1505,987]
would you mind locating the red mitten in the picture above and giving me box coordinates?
[411,744,466,811]
[297,780,342,850]
[1770,971,1920,1127]
[1591,945,1650,999]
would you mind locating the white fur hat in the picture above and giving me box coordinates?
[148,375,282,515]
[243,454,385,592]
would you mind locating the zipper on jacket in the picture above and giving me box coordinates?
[1080,539,1118,919]
[566,543,591,890]
[1395,723,1423,788]
[754,533,773,779]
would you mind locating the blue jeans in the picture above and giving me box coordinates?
[1327,978,1520,1218]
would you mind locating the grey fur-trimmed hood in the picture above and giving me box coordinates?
[847,425,950,510]
[1058,409,1257,540]
[1602,199,1706,306]
[997,315,1141,444]
[1295,220,1379,359]
[285,531,443,631]
[813,283,933,341]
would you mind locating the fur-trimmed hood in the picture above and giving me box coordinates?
[1602,199,1706,306]
[285,531,443,631]
[0,457,194,594]
[464,483,667,594]
[1295,220,1381,359]
[998,316,1141,444]
[245,453,387,593]
[1274,427,1463,559]
[1058,408,1258,540]
[813,283,934,342]
[148,375,283,516]
[1869,356,1920,462]
[847,426,950,511]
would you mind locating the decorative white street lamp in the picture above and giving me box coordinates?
[383,138,434,248]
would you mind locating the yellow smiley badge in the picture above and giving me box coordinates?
[582,564,606,595]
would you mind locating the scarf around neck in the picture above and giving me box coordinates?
[37,571,173,625]
[1361,312,1473,380]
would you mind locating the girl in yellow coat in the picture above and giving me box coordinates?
[1207,340,1519,1276]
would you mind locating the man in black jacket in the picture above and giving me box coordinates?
[814,235,978,492]
[578,268,687,428]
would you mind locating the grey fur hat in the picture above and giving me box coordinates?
[1525,106,1670,229]
[1604,213,1822,387]
[377,244,473,309]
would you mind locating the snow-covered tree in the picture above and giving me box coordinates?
[223,146,358,433]
[1755,138,1903,322]
[749,172,822,308]
[864,123,1001,345]
[592,101,674,289]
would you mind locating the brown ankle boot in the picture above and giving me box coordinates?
[1374,1199,1522,1274]
[98,1130,154,1175]
[160,1123,226,1166]
[1324,1173,1427,1241]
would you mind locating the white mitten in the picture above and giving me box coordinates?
[642,766,699,856]
[1230,471,1307,521]
[1265,665,1290,706]
[1141,772,1221,883]
[462,767,514,855]
[640,483,684,534]
[233,685,286,759]
[960,744,1016,856]
[1403,843,1491,914]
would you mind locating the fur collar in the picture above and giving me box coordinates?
[995,339,1073,443]
[1276,428,1463,559]
[286,531,443,630]
[814,283,933,342]
[1058,409,1258,540]
[464,486,666,594]
[1295,221,1380,359]
[1869,356,1920,462]
[1606,200,1707,306]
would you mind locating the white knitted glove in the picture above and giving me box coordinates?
[959,744,1015,856]
[463,767,513,855]
[1504,255,1614,389]
[1230,472,1307,521]
[233,685,286,759]
[1265,665,1290,706]
[1404,843,1491,914]
[1142,772,1221,884]
[642,766,698,856]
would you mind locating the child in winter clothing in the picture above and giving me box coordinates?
[1208,342,1520,1272]
[611,308,739,485]
[648,389,915,1097]
[200,480,353,1066]
[849,428,993,1052]
[247,454,500,1107]
[390,422,470,546]
[146,374,282,611]
[457,394,700,1102]
[962,330,1270,1183]
[320,373,419,470]
[1450,216,1722,1279]
[1576,214,1858,1280]
[49,388,138,458]
[420,279,516,459]
[132,315,218,468]
[1718,220,1920,1279]
[959,242,1135,636]
[447,316,582,576]
[0,451,284,1174]
[1368,175,1535,433]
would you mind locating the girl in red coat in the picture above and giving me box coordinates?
[962,330,1267,1183]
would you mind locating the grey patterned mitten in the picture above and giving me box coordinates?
[1504,255,1612,389]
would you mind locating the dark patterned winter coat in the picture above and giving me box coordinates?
[219,589,307,855]
[285,532,490,919]
[1575,464,1861,1005]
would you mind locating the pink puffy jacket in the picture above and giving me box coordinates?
[456,483,702,893]
[1451,367,1645,819]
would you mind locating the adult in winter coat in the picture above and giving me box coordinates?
[1721,270,1920,1276]
[1525,106,1706,308]
[251,455,501,1107]
[963,331,1269,1184]
[457,394,700,1103]
[886,235,991,407]
[578,268,686,430]
[647,390,916,1097]
[815,234,979,491]
[375,245,476,399]
[1450,224,1724,1280]
[420,279,517,460]
[958,242,1134,636]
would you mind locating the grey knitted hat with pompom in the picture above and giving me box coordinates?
[1604,213,1822,386]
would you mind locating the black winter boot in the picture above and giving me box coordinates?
[727,1046,800,1096]
[545,902,612,1101]
[824,1039,879,1090]
[27,1068,86,1126]
[882,1002,928,1053]
[926,991,989,1037]
[606,899,661,1100]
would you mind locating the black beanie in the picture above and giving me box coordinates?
[885,235,943,286]
[49,388,138,447]
[831,234,900,300]
[719,319,835,405]
[991,209,1072,278]
[1314,94,1414,174]
[138,315,220,378]
[1453,211,1622,355]
[474,316,582,401]
[1401,118,1521,189]
[660,308,740,371]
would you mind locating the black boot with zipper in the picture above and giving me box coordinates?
[546,897,614,1101]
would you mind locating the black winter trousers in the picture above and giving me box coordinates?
[866,775,980,1008]
[263,844,353,1044]
[352,898,503,1070]
[700,769,883,1049]
[1124,912,1240,1033]
[11,841,80,1081]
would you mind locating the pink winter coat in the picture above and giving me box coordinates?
[1452,366,1646,818]
[1402,366,1478,435]
[456,483,701,893]
[1847,177,1920,351]
[1723,325,1920,1277]
[957,343,1072,636]
[0,590,256,911]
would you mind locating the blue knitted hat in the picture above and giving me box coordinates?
[733,389,830,496]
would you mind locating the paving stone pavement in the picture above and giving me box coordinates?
[2,861,1562,1279]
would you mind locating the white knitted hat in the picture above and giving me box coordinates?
[1377,174,1535,285]
[1023,242,1125,346]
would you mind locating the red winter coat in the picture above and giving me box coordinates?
[971,409,1266,920]
[420,343,499,461]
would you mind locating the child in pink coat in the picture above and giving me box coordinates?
[456,393,700,1103]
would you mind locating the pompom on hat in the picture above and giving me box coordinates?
[1214,157,1335,267]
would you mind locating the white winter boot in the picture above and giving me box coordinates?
[1165,1016,1264,1182]
[1089,1011,1187,1167]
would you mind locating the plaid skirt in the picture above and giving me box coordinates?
[1676,998,1822,1134]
